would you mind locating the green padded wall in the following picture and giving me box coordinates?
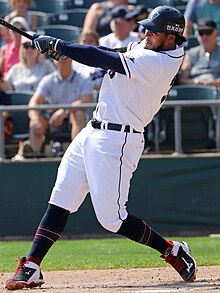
[0,156,220,237]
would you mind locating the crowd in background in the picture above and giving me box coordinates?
[1,0,220,159]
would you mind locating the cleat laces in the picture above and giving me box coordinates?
[14,257,27,276]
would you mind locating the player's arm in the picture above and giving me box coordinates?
[33,36,126,75]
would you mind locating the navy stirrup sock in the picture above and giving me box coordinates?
[27,204,70,264]
[116,214,168,254]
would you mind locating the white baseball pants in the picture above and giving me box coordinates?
[49,122,145,232]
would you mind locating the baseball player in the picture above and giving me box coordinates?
[6,6,197,291]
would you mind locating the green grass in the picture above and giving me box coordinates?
[1,237,220,272]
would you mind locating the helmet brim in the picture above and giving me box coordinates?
[138,19,186,44]
[138,19,165,32]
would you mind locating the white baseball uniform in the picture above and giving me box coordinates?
[99,31,141,49]
[49,41,184,232]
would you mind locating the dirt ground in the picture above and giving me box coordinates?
[1,266,220,293]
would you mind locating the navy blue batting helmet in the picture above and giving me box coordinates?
[138,5,186,44]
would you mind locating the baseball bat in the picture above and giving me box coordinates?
[0,17,34,40]
[0,17,62,60]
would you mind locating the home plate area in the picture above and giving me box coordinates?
[1,267,220,292]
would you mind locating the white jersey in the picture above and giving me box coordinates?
[99,32,141,48]
[94,41,184,132]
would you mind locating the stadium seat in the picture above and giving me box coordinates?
[128,0,173,9]
[65,0,97,9]
[29,11,50,27]
[174,5,186,14]
[45,118,71,145]
[158,85,218,152]
[36,24,81,42]
[31,0,67,13]
[0,0,11,17]
[49,8,88,28]
[6,91,33,143]
[173,0,188,6]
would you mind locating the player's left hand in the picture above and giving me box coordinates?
[33,35,61,54]
[47,50,64,61]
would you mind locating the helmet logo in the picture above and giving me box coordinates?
[149,11,160,20]
[166,24,184,33]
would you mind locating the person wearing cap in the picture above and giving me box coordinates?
[5,0,37,30]
[0,16,30,78]
[178,18,220,86]
[184,0,220,38]
[5,6,197,291]
[82,0,137,37]
[99,5,142,48]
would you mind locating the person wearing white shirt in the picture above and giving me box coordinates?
[99,5,142,48]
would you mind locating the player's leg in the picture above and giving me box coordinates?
[5,128,90,290]
[86,130,197,282]
[116,215,197,282]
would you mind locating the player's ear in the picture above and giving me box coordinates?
[167,34,176,42]
[166,34,177,46]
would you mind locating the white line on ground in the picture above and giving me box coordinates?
[125,289,185,293]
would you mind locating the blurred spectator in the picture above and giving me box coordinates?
[184,0,220,38]
[178,19,220,86]
[82,0,137,37]
[0,73,13,141]
[99,5,142,48]
[0,17,30,78]
[0,26,12,48]
[13,57,93,160]
[3,32,55,92]
[5,0,37,30]
[73,30,105,91]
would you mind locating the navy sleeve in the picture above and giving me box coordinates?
[57,41,126,75]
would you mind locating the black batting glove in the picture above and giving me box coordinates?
[33,35,61,54]
[47,50,64,61]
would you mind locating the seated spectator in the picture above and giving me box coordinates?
[0,16,30,78]
[184,0,220,38]
[0,73,13,142]
[99,5,142,48]
[73,30,105,91]
[82,0,136,37]
[5,0,37,30]
[0,26,11,48]
[13,57,93,160]
[3,32,55,92]
[178,19,220,86]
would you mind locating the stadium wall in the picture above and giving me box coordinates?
[1,156,220,238]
